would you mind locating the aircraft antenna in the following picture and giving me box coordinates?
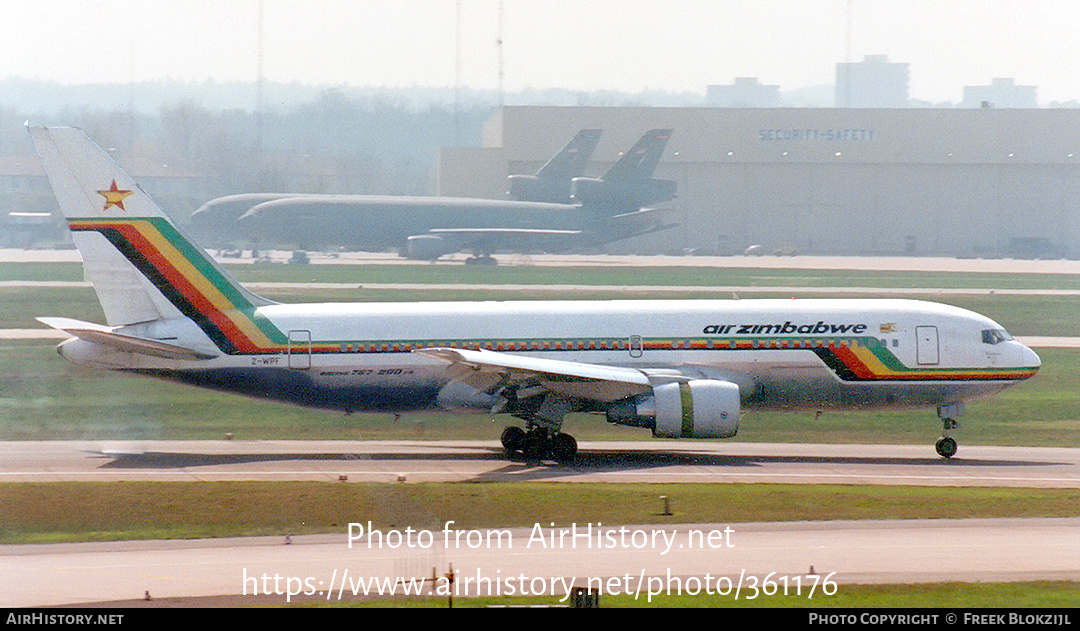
[455,0,463,145]
[256,0,266,154]
[497,0,505,108]
[845,0,853,65]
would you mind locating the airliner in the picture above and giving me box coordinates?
[30,126,1040,461]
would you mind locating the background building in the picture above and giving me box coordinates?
[835,55,910,108]
[707,78,782,108]
[443,106,1080,259]
[962,78,1038,109]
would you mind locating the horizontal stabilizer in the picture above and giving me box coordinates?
[36,317,217,361]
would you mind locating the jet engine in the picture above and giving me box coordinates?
[507,175,572,204]
[436,380,499,412]
[605,379,740,439]
[571,176,677,211]
[405,234,449,260]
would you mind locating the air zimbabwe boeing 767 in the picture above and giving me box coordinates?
[30,126,1040,460]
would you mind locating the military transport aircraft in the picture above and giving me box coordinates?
[191,129,675,263]
[31,126,1040,461]
[188,128,601,246]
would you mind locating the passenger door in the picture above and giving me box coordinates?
[916,326,939,365]
[288,329,312,369]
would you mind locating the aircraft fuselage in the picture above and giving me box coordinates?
[57,298,1039,416]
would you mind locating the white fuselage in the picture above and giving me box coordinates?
[59,298,1040,415]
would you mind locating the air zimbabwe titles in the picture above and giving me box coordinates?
[703,321,869,335]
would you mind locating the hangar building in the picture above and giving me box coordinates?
[440,106,1080,258]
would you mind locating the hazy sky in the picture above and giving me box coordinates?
[6,0,1080,104]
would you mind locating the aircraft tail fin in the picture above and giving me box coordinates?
[534,129,601,181]
[508,129,601,203]
[571,129,677,211]
[29,126,273,339]
[601,128,673,182]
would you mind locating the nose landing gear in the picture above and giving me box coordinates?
[935,415,961,459]
[933,404,964,459]
[935,433,958,458]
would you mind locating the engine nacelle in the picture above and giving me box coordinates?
[606,380,740,439]
[405,234,449,260]
[436,380,498,412]
[571,176,677,210]
[507,174,572,204]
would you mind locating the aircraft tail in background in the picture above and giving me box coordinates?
[572,129,677,211]
[507,129,601,203]
[599,128,672,182]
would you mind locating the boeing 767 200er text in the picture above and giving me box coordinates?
[30,127,1040,461]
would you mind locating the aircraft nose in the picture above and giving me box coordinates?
[1019,343,1041,372]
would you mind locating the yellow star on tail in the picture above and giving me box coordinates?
[97,179,134,211]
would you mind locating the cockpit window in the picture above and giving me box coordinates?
[982,329,1013,345]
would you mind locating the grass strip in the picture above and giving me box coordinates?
[3,481,1080,544]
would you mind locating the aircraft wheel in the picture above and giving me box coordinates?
[501,426,526,454]
[551,433,578,463]
[935,437,958,459]
[522,430,548,462]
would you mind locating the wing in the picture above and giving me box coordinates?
[414,347,650,402]
[411,228,584,259]
[428,228,581,247]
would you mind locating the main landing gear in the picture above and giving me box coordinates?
[464,254,498,265]
[501,425,578,463]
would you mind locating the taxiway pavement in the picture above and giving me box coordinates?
[2,440,1079,488]
[4,517,1078,606]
